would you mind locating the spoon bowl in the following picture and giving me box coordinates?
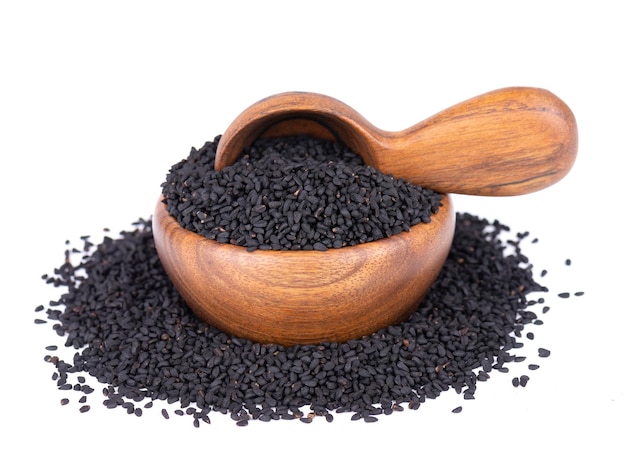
[153,194,455,346]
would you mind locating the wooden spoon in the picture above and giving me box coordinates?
[215,87,577,196]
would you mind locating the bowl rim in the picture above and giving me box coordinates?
[154,193,454,258]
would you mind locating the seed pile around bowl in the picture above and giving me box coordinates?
[161,135,443,250]
[34,135,583,426]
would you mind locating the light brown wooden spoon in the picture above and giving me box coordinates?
[215,87,577,196]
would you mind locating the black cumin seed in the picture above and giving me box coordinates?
[528,364,540,370]
[79,405,90,413]
[34,319,47,324]
[35,305,44,312]
[558,292,570,298]
[512,377,520,387]
[538,348,551,358]
[161,409,169,420]
[45,345,58,351]
[61,398,69,406]
[451,406,462,413]
[519,375,529,387]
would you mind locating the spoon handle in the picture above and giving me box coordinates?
[215,87,577,196]
[373,87,578,195]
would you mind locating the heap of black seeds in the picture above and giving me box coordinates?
[36,211,558,425]
[161,136,443,250]
[34,134,584,425]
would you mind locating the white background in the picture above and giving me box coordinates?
[1,1,624,470]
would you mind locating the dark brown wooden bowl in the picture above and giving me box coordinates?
[152,194,455,346]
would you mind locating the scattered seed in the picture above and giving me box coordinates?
[538,348,551,358]
[79,405,90,413]
[451,406,462,413]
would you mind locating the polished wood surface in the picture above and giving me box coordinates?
[153,195,455,346]
[215,87,577,196]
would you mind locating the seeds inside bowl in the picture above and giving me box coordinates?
[161,135,443,251]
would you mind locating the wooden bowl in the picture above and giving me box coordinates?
[152,194,455,346]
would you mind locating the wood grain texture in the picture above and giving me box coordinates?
[214,87,577,196]
[153,195,455,346]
